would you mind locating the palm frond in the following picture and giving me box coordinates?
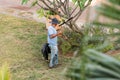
[96,3,120,20]
[93,22,120,29]
[66,49,120,80]
[109,0,120,6]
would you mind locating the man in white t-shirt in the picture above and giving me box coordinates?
[48,18,62,68]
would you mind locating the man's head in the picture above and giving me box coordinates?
[51,18,59,27]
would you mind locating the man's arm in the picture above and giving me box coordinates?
[50,31,62,39]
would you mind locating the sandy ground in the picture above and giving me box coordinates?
[0,0,46,22]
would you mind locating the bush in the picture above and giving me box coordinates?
[65,49,120,80]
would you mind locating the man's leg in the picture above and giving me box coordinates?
[54,46,58,65]
[49,45,55,67]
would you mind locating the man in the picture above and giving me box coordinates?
[48,18,62,68]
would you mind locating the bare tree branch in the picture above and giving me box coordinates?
[66,0,70,17]
[37,2,49,10]
[40,0,53,11]
[35,0,92,34]
[70,5,79,16]
[56,0,66,15]
[73,0,92,22]
[72,9,81,20]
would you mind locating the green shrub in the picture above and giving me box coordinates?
[65,49,120,80]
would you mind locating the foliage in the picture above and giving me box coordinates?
[59,38,71,54]
[0,63,10,80]
[60,24,114,54]
[21,0,28,5]
[65,0,120,80]
[72,0,92,10]
[94,0,120,47]
[37,9,57,19]
[113,54,120,61]
[94,0,120,31]
[66,49,120,80]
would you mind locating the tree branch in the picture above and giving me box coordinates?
[73,0,92,22]
[37,2,49,10]
[70,5,79,16]
[40,0,53,11]
[56,0,66,15]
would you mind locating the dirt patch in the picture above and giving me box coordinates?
[10,6,31,11]
[107,49,120,55]
[64,52,74,58]
[63,49,120,58]
[0,0,45,22]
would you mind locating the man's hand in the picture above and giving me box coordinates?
[57,31,62,35]
[50,31,62,39]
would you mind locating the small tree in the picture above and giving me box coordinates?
[22,0,92,34]
[21,0,94,53]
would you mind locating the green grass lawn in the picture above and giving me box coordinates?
[0,14,70,80]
